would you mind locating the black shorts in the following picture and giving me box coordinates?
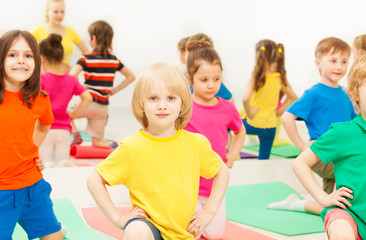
[125,217,163,240]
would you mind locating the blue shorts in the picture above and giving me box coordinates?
[125,218,163,240]
[0,178,61,240]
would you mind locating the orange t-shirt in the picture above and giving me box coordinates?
[0,90,54,190]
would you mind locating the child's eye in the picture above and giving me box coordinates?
[25,54,33,58]
[201,78,207,82]
[149,96,157,101]
[8,53,16,58]
[214,77,221,81]
[168,96,175,101]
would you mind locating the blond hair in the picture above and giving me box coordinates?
[45,0,65,22]
[353,35,366,61]
[315,37,350,59]
[347,54,366,111]
[132,63,192,129]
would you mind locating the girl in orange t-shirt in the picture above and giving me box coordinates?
[0,30,63,239]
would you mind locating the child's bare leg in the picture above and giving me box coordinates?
[327,219,356,240]
[92,136,117,149]
[304,200,323,215]
[124,221,154,240]
[70,120,83,146]
[39,230,63,240]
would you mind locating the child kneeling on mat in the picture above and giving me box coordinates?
[70,20,135,149]
[292,55,366,240]
[87,63,229,240]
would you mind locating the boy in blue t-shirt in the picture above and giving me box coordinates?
[267,37,356,215]
[292,55,366,240]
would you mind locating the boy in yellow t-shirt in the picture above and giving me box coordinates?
[87,63,229,240]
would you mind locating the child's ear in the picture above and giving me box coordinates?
[348,87,359,101]
[90,35,97,43]
[315,58,321,69]
[187,74,193,85]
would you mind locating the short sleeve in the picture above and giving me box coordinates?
[228,103,243,132]
[67,27,82,44]
[198,134,222,179]
[95,143,130,186]
[38,92,54,126]
[215,83,232,101]
[29,25,45,41]
[287,89,314,121]
[76,56,87,70]
[72,76,86,95]
[310,126,339,165]
[117,59,124,71]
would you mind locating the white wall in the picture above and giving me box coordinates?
[1,0,366,109]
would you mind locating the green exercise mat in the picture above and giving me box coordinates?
[13,198,107,240]
[244,144,301,158]
[226,181,324,236]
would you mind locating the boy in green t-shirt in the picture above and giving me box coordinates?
[292,55,366,240]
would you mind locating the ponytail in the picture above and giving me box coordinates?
[276,43,288,86]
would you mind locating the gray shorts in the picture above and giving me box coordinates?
[311,160,335,194]
[125,218,163,240]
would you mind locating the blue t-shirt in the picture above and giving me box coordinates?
[287,83,356,140]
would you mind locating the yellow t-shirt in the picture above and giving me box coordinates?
[96,129,222,240]
[245,72,282,128]
[30,24,82,65]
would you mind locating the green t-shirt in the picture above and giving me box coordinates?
[310,114,366,238]
[96,129,222,240]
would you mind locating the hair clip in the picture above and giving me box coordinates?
[260,46,266,51]
[278,48,283,53]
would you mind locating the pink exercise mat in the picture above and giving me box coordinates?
[82,206,276,240]
[70,145,114,159]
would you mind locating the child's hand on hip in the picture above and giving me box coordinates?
[35,155,45,171]
[120,206,149,229]
[187,209,215,239]
[225,153,236,169]
[320,186,353,209]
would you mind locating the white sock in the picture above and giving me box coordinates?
[61,224,67,237]
[267,194,306,212]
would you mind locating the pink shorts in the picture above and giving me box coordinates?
[324,208,363,240]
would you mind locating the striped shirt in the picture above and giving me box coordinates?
[77,51,124,105]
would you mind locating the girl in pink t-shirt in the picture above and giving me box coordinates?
[184,38,246,239]
[39,34,92,167]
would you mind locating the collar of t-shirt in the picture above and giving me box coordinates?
[354,114,366,131]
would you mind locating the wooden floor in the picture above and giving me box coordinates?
[44,105,327,240]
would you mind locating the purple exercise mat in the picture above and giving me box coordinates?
[240,152,258,159]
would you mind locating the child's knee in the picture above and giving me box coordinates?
[202,230,225,240]
[328,233,356,240]
[124,221,154,240]
[327,219,357,240]
[202,224,225,240]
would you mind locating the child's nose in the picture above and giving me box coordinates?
[17,55,25,63]
[158,100,167,110]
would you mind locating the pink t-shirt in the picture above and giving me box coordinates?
[41,72,86,132]
[185,97,243,196]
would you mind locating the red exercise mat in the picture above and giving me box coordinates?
[82,206,276,240]
[70,145,113,159]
